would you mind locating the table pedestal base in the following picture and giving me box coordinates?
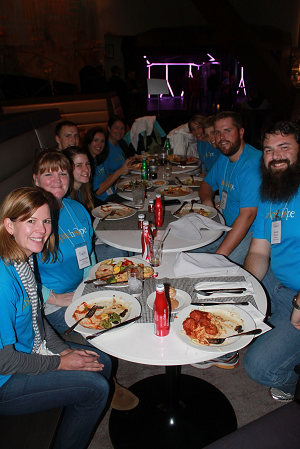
[109,368,237,448]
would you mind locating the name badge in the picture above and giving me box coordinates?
[75,243,90,269]
[106,187,114,196]
[271,220,281,244]
[220,191,228,210]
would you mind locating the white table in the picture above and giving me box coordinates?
[74,254,267,448]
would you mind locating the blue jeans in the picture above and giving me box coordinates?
[95,243,134,264]
[190,231,253,266]
[244,268,300,394]
[0,343,111,449]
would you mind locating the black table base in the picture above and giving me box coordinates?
[109,366,237,448]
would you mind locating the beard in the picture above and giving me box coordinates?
[260,155,300,202]
[216,134,241,157]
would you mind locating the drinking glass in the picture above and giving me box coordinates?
[180,148,187,167]
[128,266,143,295]
[150,240,162,277]
[132,184,145,209]
[165,160,172,178]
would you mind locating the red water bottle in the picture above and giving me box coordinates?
[154,193,164,227]
[153,283,170,336]
[141,220,153,262]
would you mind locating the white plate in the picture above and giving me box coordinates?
[174,176,204,187]
[65,291,141,336]
[92,203,137,220]
[117,179,153,191]
[147,289,191,314]
[154,185,193,200]
[152,179,169,187]
[173,304,256,353]
[171,203,217,219]
[88,257,150,279]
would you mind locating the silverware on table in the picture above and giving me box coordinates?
[191,301,249,306]
[207,328,262,345]
[194,288,246,296]
[173,200,188,215]
[65,305,97,335]
[160,228,170,247]
[86,315,141,340]
[175,176,183,185]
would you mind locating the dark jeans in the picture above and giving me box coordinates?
[0,343,112,449]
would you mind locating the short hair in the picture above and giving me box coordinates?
[107,115,126,129]
[188,115,205,132]
[82,126,109,166]
[214,111,243,131]
[33,149,71,178]
[203,115,215,130]
[261,121,300,149]
[0,187,56,263]
[62,146,94,213]
[55,121,78,137]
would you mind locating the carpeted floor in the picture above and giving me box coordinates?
[88,347,284,448]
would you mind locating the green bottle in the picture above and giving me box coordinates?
[165,137,172,155]
[141,156,148,180]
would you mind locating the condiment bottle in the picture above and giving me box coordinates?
[141,156,148,180]
[141,220,153,262]
[154,193,164,227]
[153,283,170,336]
[138,213,145,229]
[148,199,154,213]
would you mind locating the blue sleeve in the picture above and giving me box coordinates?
[203,159,220,192]
[238,165,261,209]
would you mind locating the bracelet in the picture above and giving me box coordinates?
[50,290,58,301]
[292,295,300,310]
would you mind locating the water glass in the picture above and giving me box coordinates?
[165,160,172,178]
[180,148,187,167]
[128,266,143,295]
[132,184,145,209]
[150,241,162,268]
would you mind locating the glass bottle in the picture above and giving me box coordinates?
[153,283,170,336]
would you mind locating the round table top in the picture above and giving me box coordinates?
[74,253,267,366]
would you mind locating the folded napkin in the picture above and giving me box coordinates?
[240,303,271,336]
[194,280,253,297]
[164,214,231,241]
[174,252,240,277]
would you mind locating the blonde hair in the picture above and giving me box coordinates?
[33,149,71,178]
[0,187,56,263]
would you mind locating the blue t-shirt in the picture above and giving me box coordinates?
[103,141,125,174]
[0,260,34,387]
[196,140,221,173]
[253,190,300,291]
[92,163,115,201]
[205,143,262,228]
[36,198,94,294]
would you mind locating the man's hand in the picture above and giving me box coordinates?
[58,349,104,372]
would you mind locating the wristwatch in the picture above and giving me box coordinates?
[292,295,300,310]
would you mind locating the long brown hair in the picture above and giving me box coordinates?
[0,187,56,263]
[62,146,94,213]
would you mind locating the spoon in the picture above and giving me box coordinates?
[189,199,196,213]
[207,328,262,345]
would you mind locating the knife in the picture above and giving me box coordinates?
[86,315,141,340]
[173,200,188,215]
[194,288,246,293]
[191,302,249,306]
[175,176,183,185]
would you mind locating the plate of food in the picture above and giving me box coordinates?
[92,203,136,220]
[65,291,141,336]
[169,155,199,165]
[173,304,256,353]
[88,257,154,286]
[171,203,217,219]
[147,286,191,313]
[174,176,204,187]
[117,179,152,191]
[152,179,169,187]
[154,185,193,200]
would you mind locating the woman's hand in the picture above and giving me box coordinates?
[58,349,104,371]
[47,291,75,307]
[118,158,133,176]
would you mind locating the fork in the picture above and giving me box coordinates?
[207,328,262,345]
[65,305,97,334]
[100,210,116,222]
[189,199,196,213]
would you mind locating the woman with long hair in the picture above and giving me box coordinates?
[0,187,111,449]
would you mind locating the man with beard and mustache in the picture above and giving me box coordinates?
[191,112,261,370]
[243,121,300,402]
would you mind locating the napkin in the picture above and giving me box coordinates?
[194,280,253,297]
[174,252,240,277]
[164,214,231,241]
[238,303,271,336]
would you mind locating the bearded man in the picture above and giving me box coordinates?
[244,121,300,402]
[191,111,261,370]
